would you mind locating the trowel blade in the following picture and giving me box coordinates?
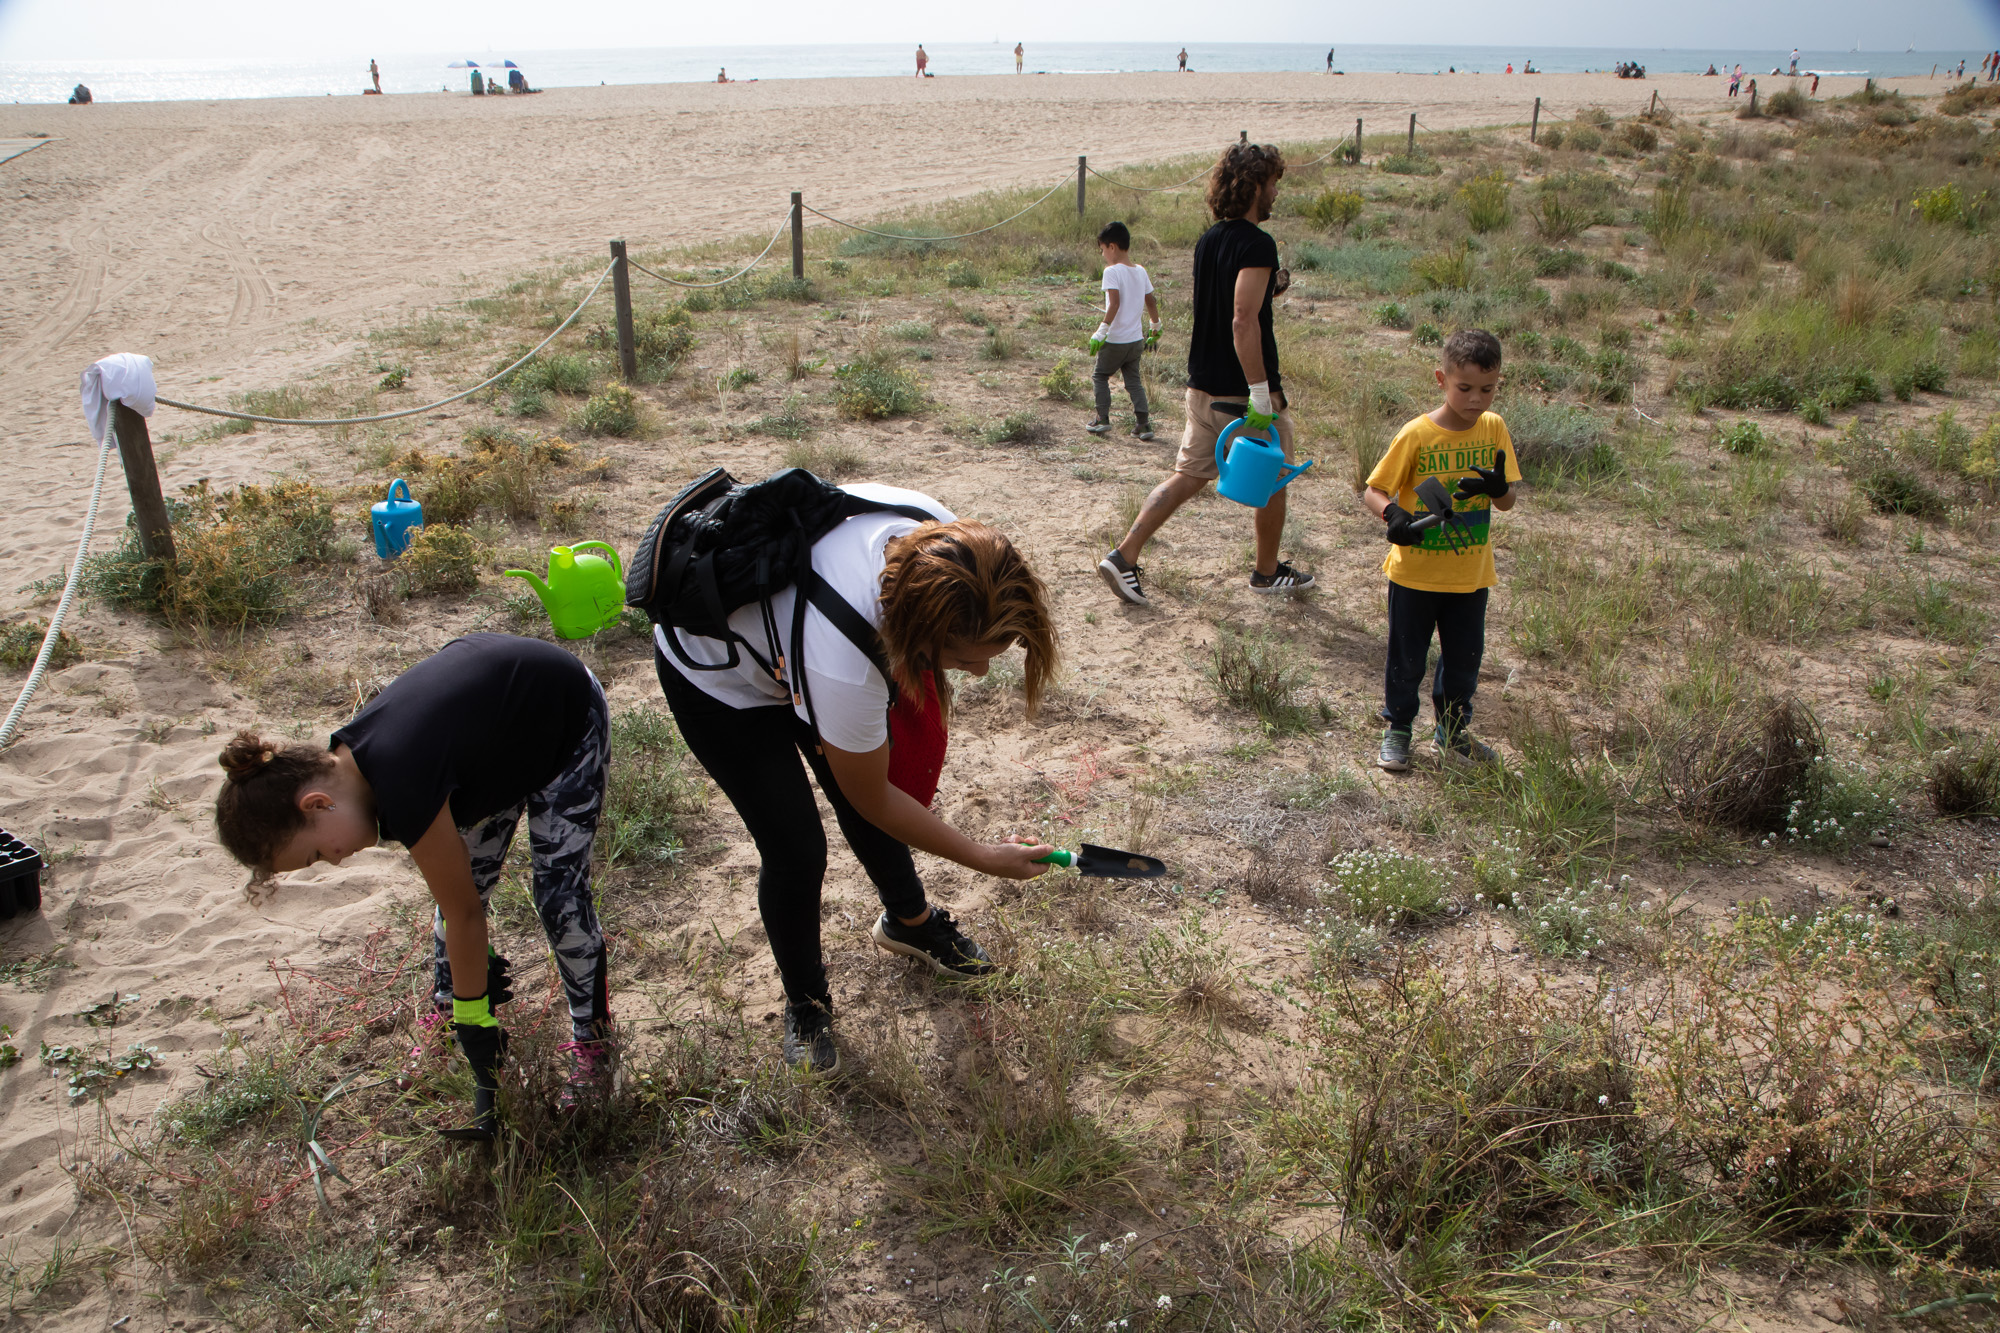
[1074,843,1169,879]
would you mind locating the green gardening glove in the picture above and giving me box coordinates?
[1244,408,1277,431]
[1145,324,1161,350]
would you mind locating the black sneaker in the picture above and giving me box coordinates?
[1097,550,1149,606]
[1249,561,1315,593]
[782,1000,842,1078]
[1086,419,1112,436]
[1435,725,1499,766]
[1133,420,1156,442]
[1378,727,1414,772]
[871,907,995,978]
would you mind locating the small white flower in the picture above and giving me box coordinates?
[1157,1295,1174,1310]
[1598,1094,1610,1106]
[1025,1275,1037,1285]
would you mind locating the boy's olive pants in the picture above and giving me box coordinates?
[1092,340,1149,423]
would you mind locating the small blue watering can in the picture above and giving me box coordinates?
[1214,418,1312,508]
[370,478,424,559]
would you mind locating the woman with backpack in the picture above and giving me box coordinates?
[650,479,1058,1077]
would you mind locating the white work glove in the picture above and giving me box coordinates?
[1088,323,1110,353]
[1246,381,1275,428]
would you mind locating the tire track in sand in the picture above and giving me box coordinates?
[5,222,109,377]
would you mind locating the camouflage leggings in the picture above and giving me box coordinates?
[432,678,610,1040]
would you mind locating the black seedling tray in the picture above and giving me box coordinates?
[0,829,44,922]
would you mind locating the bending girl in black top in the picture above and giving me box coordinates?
[213,633,612,1138]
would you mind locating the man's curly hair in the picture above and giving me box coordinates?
[1205,142,1286,221]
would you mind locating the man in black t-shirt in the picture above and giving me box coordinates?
[1097,142,1314,606]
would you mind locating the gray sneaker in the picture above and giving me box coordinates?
[782,1000,842,1079]
[1435,725,1499,765]
[1097,549,1149,606]
[1086,419,1112,436]
[1378,728,1413,771]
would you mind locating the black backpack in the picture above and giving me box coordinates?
[626,467,934,718]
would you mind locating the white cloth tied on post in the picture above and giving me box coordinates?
[79,353,157,446]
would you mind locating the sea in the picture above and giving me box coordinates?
[3,43,1982,105]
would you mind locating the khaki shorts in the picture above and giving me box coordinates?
[1173,388,1295,481]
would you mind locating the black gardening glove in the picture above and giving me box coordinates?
[1454,448,1511,501]
[443,993,508,1142]
[1382,502,1423,546]
[485,951,515,1010]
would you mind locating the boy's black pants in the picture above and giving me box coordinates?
[1381,581,1488,736]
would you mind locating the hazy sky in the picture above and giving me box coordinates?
[1,0,1993,60]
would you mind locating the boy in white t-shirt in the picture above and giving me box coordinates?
[1087,221,1161,440]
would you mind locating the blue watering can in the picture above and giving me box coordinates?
[1213,418,1312,507]
[370,478,424,559]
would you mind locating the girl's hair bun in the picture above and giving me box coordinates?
[218,730,278,782]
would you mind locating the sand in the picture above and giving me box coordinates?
[0,67,1871,1311]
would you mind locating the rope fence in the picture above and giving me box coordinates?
[800,171,1074,241]
[1082,161,1216,194]
[155,260,618,427]
[624,214,792,289]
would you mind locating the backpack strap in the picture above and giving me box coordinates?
[802,568,895,703]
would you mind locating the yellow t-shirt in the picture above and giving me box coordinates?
[1367,411,1522,593]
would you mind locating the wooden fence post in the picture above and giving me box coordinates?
[111,401,174,564]
[790,191,804,280]
[609,239,637,383]
[1239,129,1247,143]
[1076,155,1086,218]
[1407,112,1416,154]
[1530,96,1541,143]
[1748,84,1759,116]
[1354,118,1363,165]
[1650,89,1659,115]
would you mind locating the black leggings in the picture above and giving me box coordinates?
[655,649,926,1009]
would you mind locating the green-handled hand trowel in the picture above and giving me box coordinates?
[1036,844,1168,879]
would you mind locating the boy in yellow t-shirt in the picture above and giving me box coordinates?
[1363,330,1523,770]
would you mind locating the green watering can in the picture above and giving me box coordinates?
[505,542,624,639]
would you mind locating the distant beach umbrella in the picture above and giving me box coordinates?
[447,60,481,68]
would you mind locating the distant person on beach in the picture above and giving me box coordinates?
[1704,63,1717,75]
[916,45,928,77]
[717,68,731,83]
[1810,72,1820,95]
[1505,62,1513,73]
[1097,142,1313,606]
[1178,48,1188,72]
[69,83,92,104]
[370,59,381,93]
[1790,48,1800,75]
[1327,47,1335,72]
[1016,42,1024,73]
[1086,220,1160,441]
[470,68,484,96]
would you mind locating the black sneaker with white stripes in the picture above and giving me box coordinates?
[1249,561,1315,593]
[1097,549,1149,606]
[871,907,995,978]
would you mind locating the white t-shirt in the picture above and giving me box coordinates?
[654,483,953,753]
[1100,263,1154,343]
